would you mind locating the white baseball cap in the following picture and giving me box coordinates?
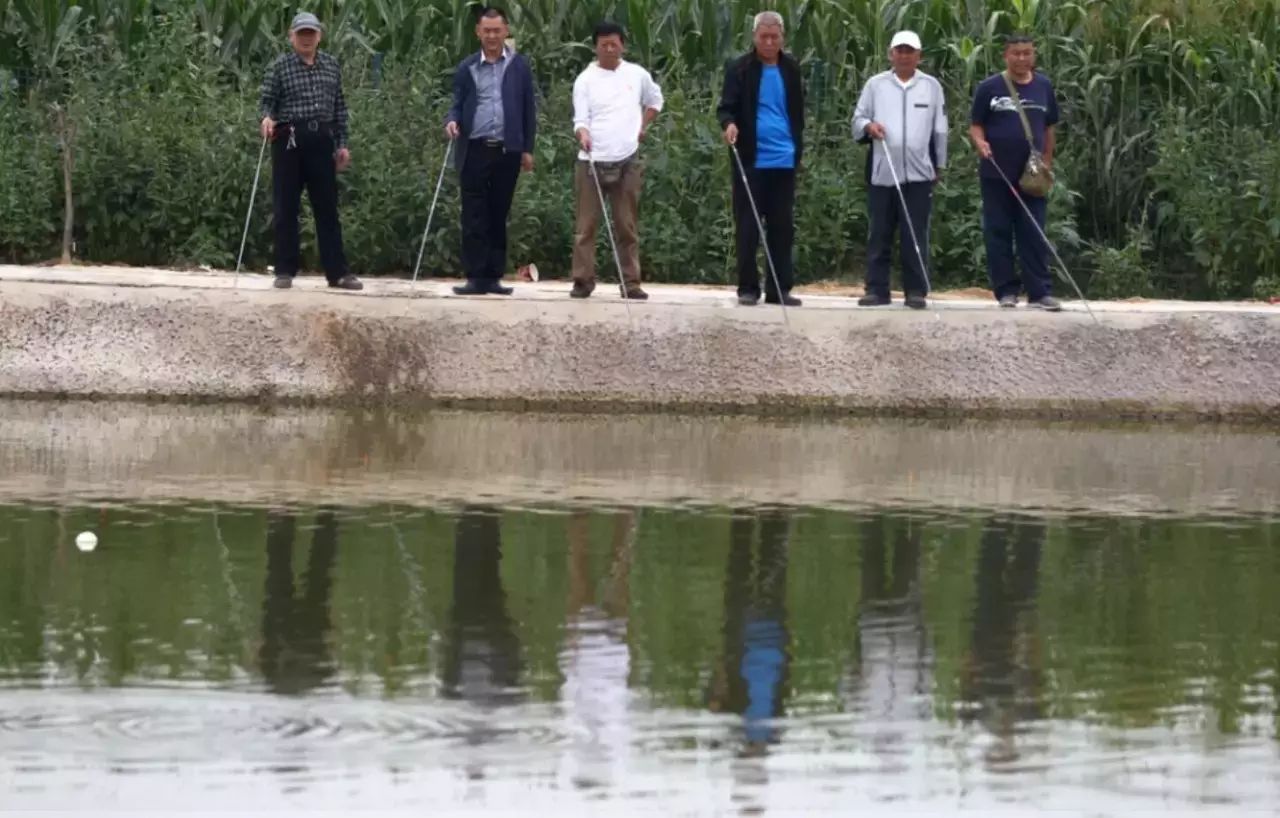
[890,30,922,50]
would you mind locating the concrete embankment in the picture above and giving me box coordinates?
[1,265,1278,421]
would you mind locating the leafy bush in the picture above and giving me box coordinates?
[1086,224,1155,300]
[1147,112,1280,298]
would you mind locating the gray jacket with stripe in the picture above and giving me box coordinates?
[851,70,948,186]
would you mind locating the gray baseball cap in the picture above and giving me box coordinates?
[290,12,323,32]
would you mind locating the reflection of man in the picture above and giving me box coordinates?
[708,510,792,751]
[854,515,931,759]
[960,516,1045,762]
[259,508,339,695]
[558,511,635,790]
[442,506,523,705]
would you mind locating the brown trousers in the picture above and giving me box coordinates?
[572,157,643,286]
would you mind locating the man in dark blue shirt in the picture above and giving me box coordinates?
[969,34,1062,311]
[716,11,805,307]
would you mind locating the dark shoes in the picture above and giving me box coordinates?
[275,274,361,291]
[741,292,801,307]
[859,292,926,308]
[1028,295,1063,312]
[569,282,646,300]
[453,279,512,296]
[997,293,1062,311]
[328,274,363,291]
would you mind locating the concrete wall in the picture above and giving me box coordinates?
[2,278,1278,421]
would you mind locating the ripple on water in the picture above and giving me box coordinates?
[1,490,1278,812]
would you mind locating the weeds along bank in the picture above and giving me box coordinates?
[1,0,1278,300]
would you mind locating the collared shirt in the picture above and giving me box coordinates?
[469,48,510,141]
[572,60,664,163]
[259,51,350,148]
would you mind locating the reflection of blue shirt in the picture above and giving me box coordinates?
[469,50,509,141]
[741,616,786,743]
[755,66,794,170]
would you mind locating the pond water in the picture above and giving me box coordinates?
[0,403,1277,813]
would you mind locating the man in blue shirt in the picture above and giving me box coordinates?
[445,7,537,296]
[716,11,805,307]
[970,34,1062,310]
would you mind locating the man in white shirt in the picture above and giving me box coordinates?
[570,21,664,300]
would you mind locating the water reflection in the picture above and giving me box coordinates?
[709,510,793,752]
[961,516,1046,763]
[855,516,931,760]
[442,506,523,706]
[259,509,339,695]
[1,499,1278,811]
[559,512,634,790]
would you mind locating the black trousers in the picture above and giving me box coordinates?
[866,182,933,298]
[732,166,795,298]
[980,177,1051,300]
[460,142,522,282]
[271,124,349,282]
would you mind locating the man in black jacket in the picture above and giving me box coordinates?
[716,11,804,307]
[444,6,537,296]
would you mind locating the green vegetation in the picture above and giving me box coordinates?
[1,0,1278,297]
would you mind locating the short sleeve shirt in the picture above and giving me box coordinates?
[970,72,1059,180]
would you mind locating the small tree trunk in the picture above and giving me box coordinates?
[56,106,75,265]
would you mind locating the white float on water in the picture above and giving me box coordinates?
[75,531,98,552]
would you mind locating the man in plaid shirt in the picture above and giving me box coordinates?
[259,12,362,290]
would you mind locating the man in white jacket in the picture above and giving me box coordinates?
[571,21,664,300]
[851,30,948,309]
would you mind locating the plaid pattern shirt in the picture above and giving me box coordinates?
[259,51,349,149]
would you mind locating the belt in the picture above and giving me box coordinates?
[281,119,332,133]
[472,138,504,148]
[582,152,637,171]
